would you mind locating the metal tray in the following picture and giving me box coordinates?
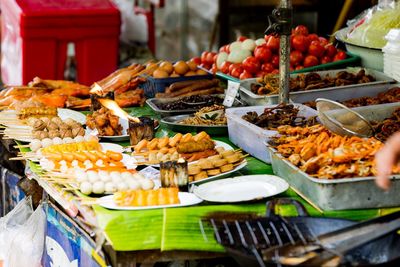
[266,102,400,210]
[268,146,400,210]
[161,114,227,136]
[146,94,226,117]
[239,68,396,106]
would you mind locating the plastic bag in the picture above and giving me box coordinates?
[0,197,33,260]
[345,0,400,49]
[112,0,148,44]
[3,202,46,267]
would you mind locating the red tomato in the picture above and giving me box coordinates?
[333,50,347,61]
[290,50,304,66]
[264,35,271,42]
[321,56,331,64]
[308,41,325,58]
[271,69,279,74]
[292,25,309,36]
[228,63,241,73]
[261,63,274,73]
[219,45,230,53]
[271,55,280,68]
[190,57,201,65]
[242,56,261,74]
[237,36,247,42]
[318,37,329,47]
[303,55,319,68]
[205,52,217,65]
[240,70,253,80]
[220,61,232,74]
[266,36,280,51]
[254,45,272,63]
[230,65,244,78]
[325,44,337,58]
[291,35,309,52]
[295,65,304,70]
[307,33,319,42]
[200,52,209,64]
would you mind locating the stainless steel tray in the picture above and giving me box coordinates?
[161,114,227,136]
[268,146,400,210]
[239,68,396,106]
[146,94,225,117]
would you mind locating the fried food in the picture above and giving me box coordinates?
[17,107,58,120]
[86,107,122,136]
[251,69,375,95]
[269,124,400,179]
[114,188,180,206]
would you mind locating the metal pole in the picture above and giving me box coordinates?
[278,0,292,104]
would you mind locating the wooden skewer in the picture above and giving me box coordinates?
[14,144,30,148]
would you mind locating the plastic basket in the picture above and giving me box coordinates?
[216,52,361,83]
[140,73,214,98]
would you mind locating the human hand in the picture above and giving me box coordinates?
[375,132,400,190]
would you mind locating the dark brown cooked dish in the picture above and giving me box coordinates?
[251,69,375,95]
[242,104,317,130]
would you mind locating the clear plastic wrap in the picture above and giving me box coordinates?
[345,0,400,49]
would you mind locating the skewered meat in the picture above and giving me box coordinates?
[86,107,122,136]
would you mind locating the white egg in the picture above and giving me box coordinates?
[98,170,110,182]
[41,138,53,148]
[127,179,141,190]
[74,169,87,183]
[39,158,53,171]
[92,181,105,194]
[110,171,122,183]
[52,137,63,145]
[104,182,117,193]
[117,182,129,191]
[63,137,74,144]
[80,182,92,195]
[74,136,84,143]
[87,170,99,183]
[29,139,42,152]
[139,179,155,190]
[121,172,133,180]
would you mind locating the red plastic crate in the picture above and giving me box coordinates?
[0,0,121,85]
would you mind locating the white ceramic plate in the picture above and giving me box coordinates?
[98,192,203,210]
[86,117,129,142]
[57,108,86,125]
[189,160,247,185]
[193,174,289,203]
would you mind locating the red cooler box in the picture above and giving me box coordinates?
[0,0,121,85]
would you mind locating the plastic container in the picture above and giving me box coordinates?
[226,104,317,163]
[0,0,120,85]
[140,73,214,98]
[239,68,395,106]
[383,29,400,81]
[216,52,360,83]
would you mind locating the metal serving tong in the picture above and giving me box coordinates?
[262,211,400,266]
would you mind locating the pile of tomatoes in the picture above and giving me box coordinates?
[194,25,347,80]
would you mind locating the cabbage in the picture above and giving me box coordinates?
[345,2,400,49]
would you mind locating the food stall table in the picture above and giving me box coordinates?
[5,105,400,266]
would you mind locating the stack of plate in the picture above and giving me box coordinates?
[383,29,400,82]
